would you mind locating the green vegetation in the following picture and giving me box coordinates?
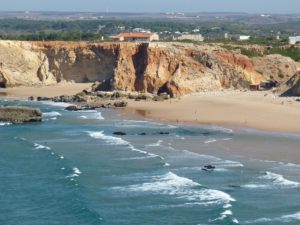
[0,32,106,41]
[278,69,284,79]
[222,44,300,62]
[0,18,300,40]
[266,47,300,61]
[240,48,263,58]
[209,36,288,46]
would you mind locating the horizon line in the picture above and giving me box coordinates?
[0,10,299,16]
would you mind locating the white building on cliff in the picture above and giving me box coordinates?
[176,34,204,42]
[111,32,159,42]
[289,36,300,45]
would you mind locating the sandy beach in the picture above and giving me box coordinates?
[125,91,300,133]
[2,85,300,133]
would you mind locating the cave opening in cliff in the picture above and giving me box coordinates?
[0,82,6,88]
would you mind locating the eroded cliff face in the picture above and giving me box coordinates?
[281,71,300,96]
[0,40,266,96]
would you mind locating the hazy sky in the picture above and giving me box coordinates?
[2,0,300,14]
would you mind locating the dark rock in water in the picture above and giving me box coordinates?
[113,101,128,108]
[65,105,96,111]
[37,94,87,104]
[113,131,127,136]
[202,164,216,172]
[37,96,52,101]
[28,96,35,101]
[228,185,242,189]
[65,105,81,111]
[139,132,147,136]
[0,106,42,124]
[159,132,169,135]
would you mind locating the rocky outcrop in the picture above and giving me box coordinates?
[252,54,299,82]
[0,106,42,124]
[0,40,267,96]
[281,71,300,96]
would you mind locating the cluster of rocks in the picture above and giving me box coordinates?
[81,86,170,102]
[0,106,42,124]
[202,165,216,172]
[113,131,170,136]
[29,89,170,112]
[64,100,128,111]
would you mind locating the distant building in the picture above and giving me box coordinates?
[224,33,229,39]
[239,35,250,41]
[289,36,300,45]
[132,28,151,33]
[111,32,159,42]
[177,34,204,42]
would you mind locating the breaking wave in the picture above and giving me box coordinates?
[87,131,164,160]
[87,131,129,145]
[79,112,104,120]
[115,172,235,204]
[43,111,62,117]
[261,172,300,188]
[41,101,72,108]
[243,172,300,189]
[245,211,300,224]
[0,122,11,126]
[33,143,51,150]
[66,167,82,178]
[146,140,163,147]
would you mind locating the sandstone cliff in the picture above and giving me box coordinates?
[0,40,267,96]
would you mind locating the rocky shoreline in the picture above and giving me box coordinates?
[30,83,170,111]
[0,106,42,124]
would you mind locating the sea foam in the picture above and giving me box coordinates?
[0,122,11,126]
[261,172,300,188]
[43,111,62,117]
[33,143,51,150]
[245,211,300,224]
[87,131,164,160]
[146,140,163,147]
[41,101,72,108]
[116,172,235,205]
[66,167,82,178]
[79,112,104,120]
[87,131,129,145]
[243,171,300,189]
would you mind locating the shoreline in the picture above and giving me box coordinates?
[1,85,300,133]
[2,86,300,164]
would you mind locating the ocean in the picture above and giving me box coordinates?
[1,99,300,225]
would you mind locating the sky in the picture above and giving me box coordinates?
[1,0,300,14]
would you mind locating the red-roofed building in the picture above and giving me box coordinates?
[111,32,159,42]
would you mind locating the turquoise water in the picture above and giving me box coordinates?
[1,99,300,225]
